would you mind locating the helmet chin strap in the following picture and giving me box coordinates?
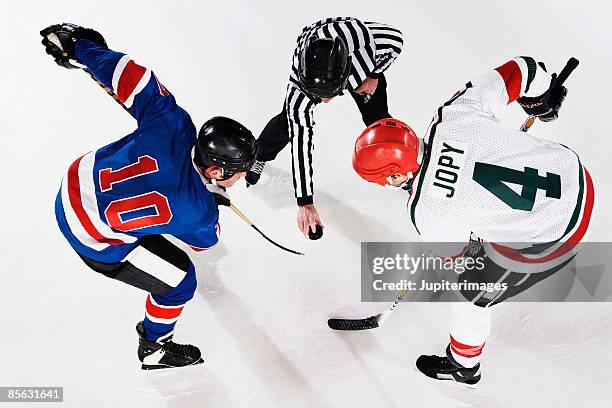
[403,172,414,191]
[403,178,413,194]
[383,139,426,191]
[211,170,236,184]
[195,164,225,185]
[384,170,415,192]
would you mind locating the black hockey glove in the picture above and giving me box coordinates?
[205,184,231,207]
[517,63,567,122]
[40,23,106,69]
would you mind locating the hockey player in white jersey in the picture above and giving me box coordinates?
[351,56,595,385]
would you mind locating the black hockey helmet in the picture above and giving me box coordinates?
[298,36,351,98]
[194,116,258,179]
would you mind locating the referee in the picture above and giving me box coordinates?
[246,17,404,238]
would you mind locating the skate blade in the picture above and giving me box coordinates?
[141,357,204,371]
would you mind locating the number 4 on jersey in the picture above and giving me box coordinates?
[472,162,561,211]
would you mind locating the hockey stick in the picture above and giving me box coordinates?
[520,115,536,132]
[228,204,304,255]
[82,67,130,113]
[520,57,579,132]
[328,240,477,330]
[328,289,408,330]
[81,68,304,256]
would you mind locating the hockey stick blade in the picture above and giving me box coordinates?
[328,316,380,331]
[328,289,407,331]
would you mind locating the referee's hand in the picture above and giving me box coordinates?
[354,76,378,96]
[297,204,324,239]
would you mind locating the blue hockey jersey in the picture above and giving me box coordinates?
[55,40,219,263]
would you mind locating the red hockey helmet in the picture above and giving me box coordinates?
[352,118,420,186]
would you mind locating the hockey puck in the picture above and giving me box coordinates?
[308,224,323,240]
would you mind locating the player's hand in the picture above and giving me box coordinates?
[354,77,379,97]
[40,23,106,69]
[297,204,324,239]
[205,183,231,207]
[517,64,567,122]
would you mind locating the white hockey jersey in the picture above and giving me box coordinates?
[407,57,595,271]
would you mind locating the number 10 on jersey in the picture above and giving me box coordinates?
[99,155,173,231]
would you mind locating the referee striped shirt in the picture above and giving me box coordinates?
[286,17,404,205]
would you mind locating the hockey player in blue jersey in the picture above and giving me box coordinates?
[41,23,258,370]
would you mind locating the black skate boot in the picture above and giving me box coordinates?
[245,160,266,187]
[416,345,481,386]
[136,321,204,370]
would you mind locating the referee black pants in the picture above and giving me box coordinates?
[257,74,391,162]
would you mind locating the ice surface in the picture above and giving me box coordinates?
[1,1,611,407]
